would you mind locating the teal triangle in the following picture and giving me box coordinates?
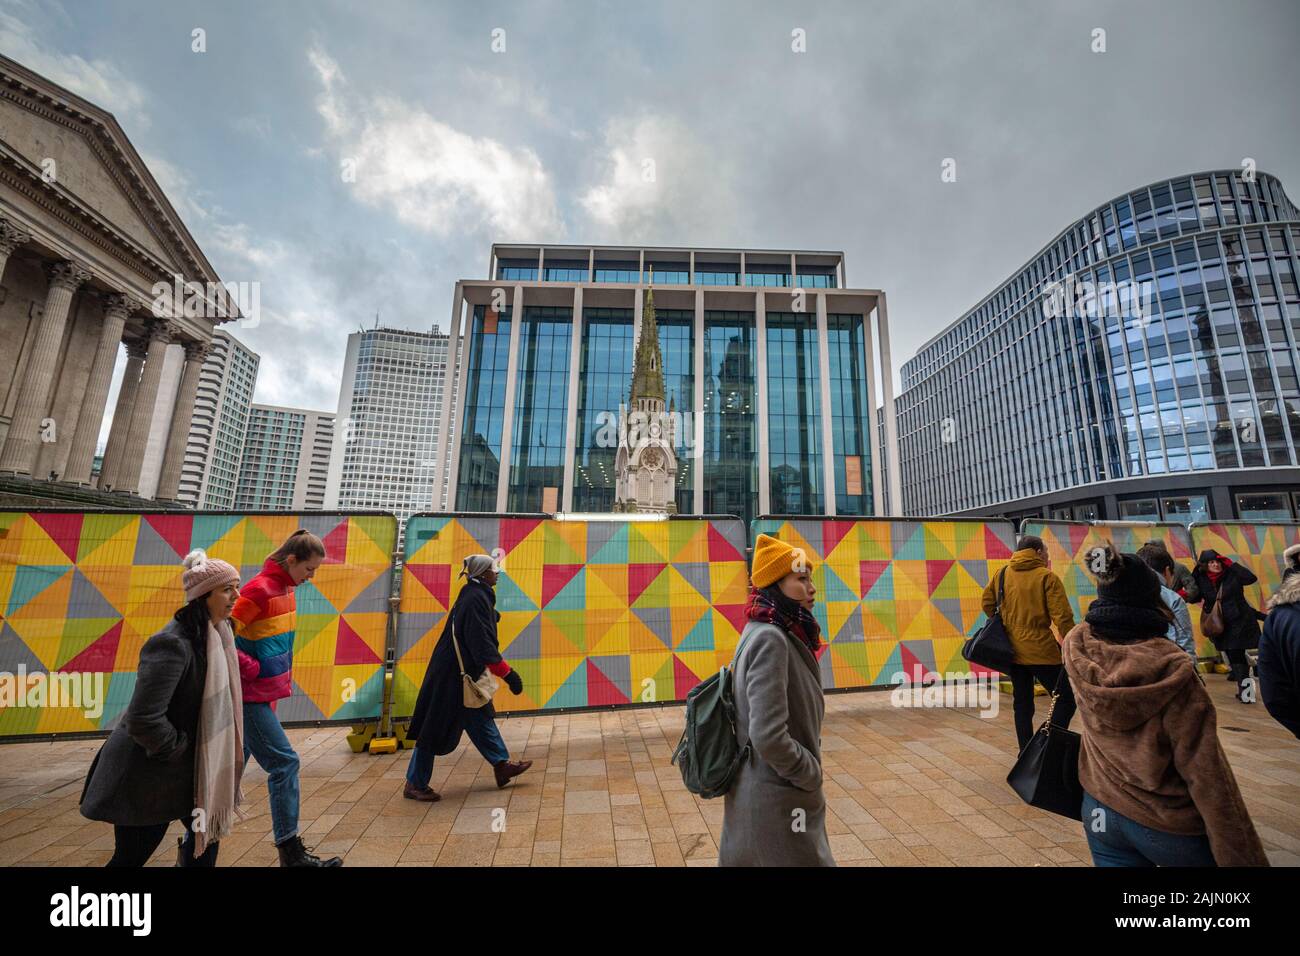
[588,523,630,564]
[896,525,926,560]
[100,673,137,731]
[866,563,895,600]
[676,612,714,652]
[6,566,69,616]
[191,514,242,551]
[546,567,587,611]
[295,580,335,615]
[545,659,587,709]
[821,564,858,602]
[872,643,905,684]
[495,573,538,613]
[332,669,386,720]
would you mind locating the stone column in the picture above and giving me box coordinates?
[64,294,134,485]
[0,260,92,475]
[0,218,32,283]
[98,338,147,490]
[115,320,175,495]
[155,339,208,500]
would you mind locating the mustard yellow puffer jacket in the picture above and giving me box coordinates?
[981,548,1076,665]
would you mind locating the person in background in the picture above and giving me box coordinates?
[980,534,1077,752]
[1139,549,1198,660]
[1259,547,1300,738]
[404,554,532,800]
[719,534,832,866]
[1190,549,1267,703]
[1139,540,1199,603]
[233,529,341,866]
[81,550,245,866]
[1064,545,1268,867]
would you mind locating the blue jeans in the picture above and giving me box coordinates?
[406,707,510,789]
[243,701,300,845]
[1082,792,1217,866]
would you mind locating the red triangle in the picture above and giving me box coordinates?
[542,563,584,607]
[499,517,544,558]
[926,559,955,596]
[860,560,890,597]
[1241,525,1260,554]
[143,514,193,561]
[673,655,704,698]
[335,617,381,665]
[321,519,349,564]
[31,513,83,562]
[898,642,928,683]
[62,620,123,673]
[586,659,629,706]
[1066,524,1091,558]
[822,520,854,556]
[707,523,743,562]
[407,563,451,608]
[714,603,749,636]
[985,525,1014,559]
[628,563,667,604]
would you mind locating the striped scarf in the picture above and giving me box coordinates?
[192,618,245,857]
[745,585,823,657]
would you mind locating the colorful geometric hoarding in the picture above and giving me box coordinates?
[394,515,751,715]
[0,511,396,738]
[1189,522,1300,616]
[750,517,1019,688]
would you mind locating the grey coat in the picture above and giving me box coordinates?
[80,619,206,827]
[718,620,834,867]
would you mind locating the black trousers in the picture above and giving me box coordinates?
[1224,648,1251,684]
[106,817,217,867]
[1006,663,1076,753]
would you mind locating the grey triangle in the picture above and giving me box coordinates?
[960,559,993,589]
[297,514,344,538]
[0,621,43,672]
[713,518,746,553]
[790,519,822,558]
[819,648,835,687]
[934,597,969,635]
[68,568,121,620]
[902,639,938,673]
[502,615,542,660]
[891,521,922,555]
[675,561,711,601]
[461,517,499,557]
[585,521,620,558]
[280,683,327,722]
[632,605,674,647]
[588,654,632,700]
[395,612,447,657]
[132,519,182,565]
[832,607,865,643]
[344,571,395,613]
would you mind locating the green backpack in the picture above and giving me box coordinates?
[671,631,753,799]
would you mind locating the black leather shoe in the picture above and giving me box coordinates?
[276,835,343,867]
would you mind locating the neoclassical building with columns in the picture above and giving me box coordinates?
[0,53,235,504]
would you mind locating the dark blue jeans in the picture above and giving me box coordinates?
[1082,791,1217,866]
[243,701,300,845]
[406,706,510,788]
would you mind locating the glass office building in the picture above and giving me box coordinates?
[435,245,902,528]
[897,170,1300,523]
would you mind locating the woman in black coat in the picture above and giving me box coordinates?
[80,550,245,866]
[403,554,531,800]
[1190,549,1267,701]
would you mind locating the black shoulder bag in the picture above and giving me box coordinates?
[962,567,1017,672]
[1006,670,1083,820]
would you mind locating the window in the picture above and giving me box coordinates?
[1117,497,1160,521]
[1235,491,1295,520]
[1161,495,1210,524]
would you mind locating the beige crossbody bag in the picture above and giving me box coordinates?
[452,617,498,708]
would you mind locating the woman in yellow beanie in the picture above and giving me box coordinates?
[718,533,833,866]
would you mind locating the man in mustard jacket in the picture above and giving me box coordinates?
[982,534,1077,751]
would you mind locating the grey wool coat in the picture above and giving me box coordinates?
[718,620,835,867]
[80,619,206,827]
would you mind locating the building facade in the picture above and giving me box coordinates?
[435,244,900,530]
[0,54,235,504]
[176,329,259,509]
[235,404,333,511]
[897,170,1300,524]
[324,327,458,523]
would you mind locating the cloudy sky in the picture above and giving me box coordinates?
[4,0,1299,419]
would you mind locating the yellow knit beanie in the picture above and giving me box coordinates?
[750,533,811,589]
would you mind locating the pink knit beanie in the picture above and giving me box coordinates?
[181,548,241,602]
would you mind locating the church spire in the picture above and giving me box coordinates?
[631,266,666,405]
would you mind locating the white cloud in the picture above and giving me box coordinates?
[0,4,149,128]
[578,114,739,242]
[309,46,562,241]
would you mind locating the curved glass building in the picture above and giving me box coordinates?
[897,171,1300,523]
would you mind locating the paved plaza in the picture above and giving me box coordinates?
[1,678,1296,867]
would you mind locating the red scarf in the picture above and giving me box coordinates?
[744,585,823,658]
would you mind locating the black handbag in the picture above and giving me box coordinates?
[962,567,1017,672]
[1007,672,1083,820]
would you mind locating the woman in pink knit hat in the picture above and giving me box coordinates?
[80,548,246,866]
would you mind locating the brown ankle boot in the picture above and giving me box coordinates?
[493,759,533,788]
[403,781,441,801]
